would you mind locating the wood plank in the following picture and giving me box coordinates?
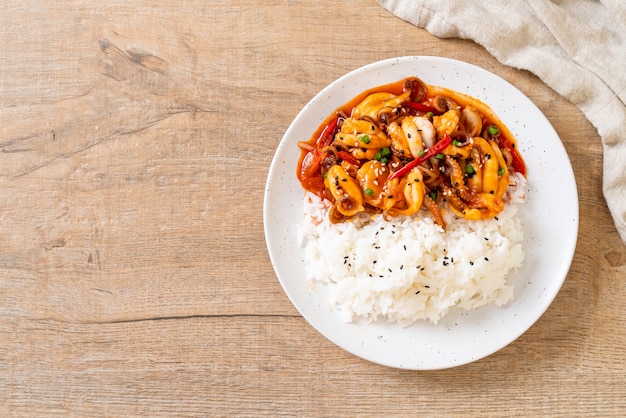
[0,0,624,415]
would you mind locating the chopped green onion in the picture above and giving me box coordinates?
[429,190,437,200]
[359,135,370,144]
[364,188,374,196]
[435,153,445,160]
[452,140,460,146]
[380,157,389,164]
[498,167,505,176]
[488,125,500,136]
[418,150,426,157]
[466,164,475,175]
[323,172,328,179]
[373,151,382,160]
[426,112,434,119]
[381,147,391,156]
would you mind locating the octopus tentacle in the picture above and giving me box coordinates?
[444,156,474,202]
[423,193,445,229]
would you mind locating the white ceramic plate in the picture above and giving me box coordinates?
[263,56,578,370]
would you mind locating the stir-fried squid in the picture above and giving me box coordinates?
[297,77,526,228]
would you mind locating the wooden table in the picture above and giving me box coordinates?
[1,1,624,416]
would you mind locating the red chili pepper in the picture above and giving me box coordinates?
[388,134,453,181]
[299,149,322,180]
[299,116,340,180]
[497,134,526,176]
[403,101,437,114]
[316,116,339,150]
[336,151,361,166]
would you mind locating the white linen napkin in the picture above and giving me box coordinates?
[376,0,626,244]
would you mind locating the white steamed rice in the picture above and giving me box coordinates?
[299,174,526,325]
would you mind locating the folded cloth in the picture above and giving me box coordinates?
[376,0,626,244]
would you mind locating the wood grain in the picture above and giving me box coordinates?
[1,0,624,416]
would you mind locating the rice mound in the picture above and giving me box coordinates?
[299,175,525,325]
